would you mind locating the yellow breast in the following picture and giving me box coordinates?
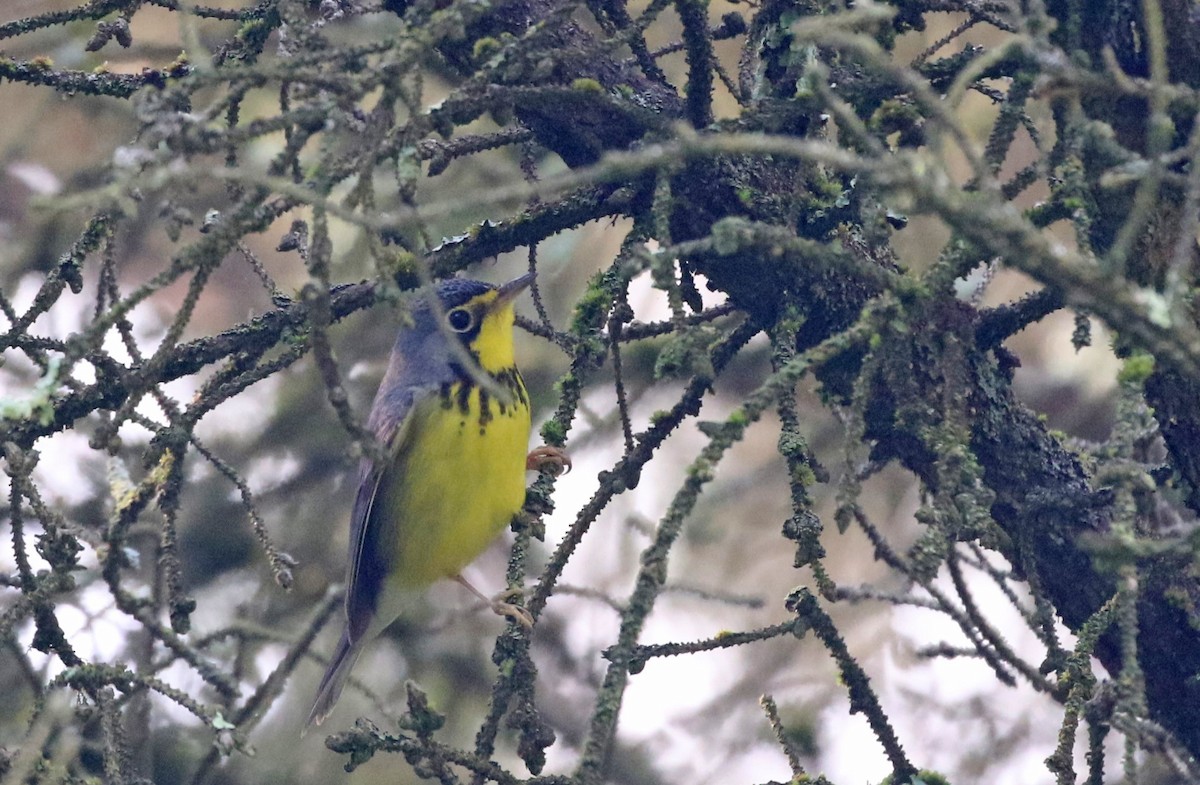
[383,375,531,588]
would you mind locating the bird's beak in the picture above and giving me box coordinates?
[492,271,535,310]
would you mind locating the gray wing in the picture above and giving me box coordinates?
[343,381,428,643]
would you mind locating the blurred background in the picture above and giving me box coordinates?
[0,2,1130,784]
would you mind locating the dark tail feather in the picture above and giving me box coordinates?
[303,630,360,734]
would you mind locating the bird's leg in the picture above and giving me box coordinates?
[454,575,534,630]
[526,445,572,476]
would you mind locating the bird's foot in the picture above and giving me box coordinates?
[526,445,571,476]
[490,587,534,630]
[455,576,534,630]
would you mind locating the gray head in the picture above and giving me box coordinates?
[405,278,497,348]
[402,273,533,351]
[373,273,535,414]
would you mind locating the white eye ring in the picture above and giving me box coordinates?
[447,308,473,332]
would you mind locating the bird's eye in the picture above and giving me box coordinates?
[447,308,474,332]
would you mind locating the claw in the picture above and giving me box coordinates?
[491,597,534,630]
[526,445,572,476]
[454,576,534,630]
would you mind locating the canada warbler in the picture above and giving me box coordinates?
[306,272,560,729]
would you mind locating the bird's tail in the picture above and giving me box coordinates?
[304,630,361,734]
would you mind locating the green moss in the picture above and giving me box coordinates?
[654,328,716,380]
[377,248,418,289]
[235,17,273,51]
[792,463,817,487]
[165,52,191,78]
[870,99,923,146]
[570,77,604,93]
[569,272,612,334]
[881,772,952,785]
[473,36,502,60]
[540,418,567,445]
[1117,353,1155,384]
[0,357,61,426]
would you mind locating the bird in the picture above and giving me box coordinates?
[305,272,566,730]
